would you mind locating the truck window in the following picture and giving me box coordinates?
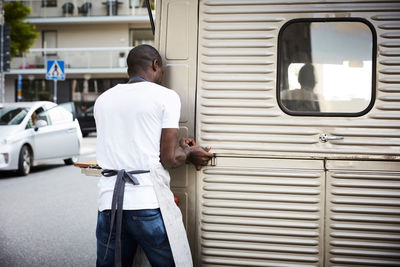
[277,19,376,116]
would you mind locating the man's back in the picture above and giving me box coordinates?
[94,81,181,211]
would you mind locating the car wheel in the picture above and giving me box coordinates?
[64,156,78,165]
[17,145,31,176]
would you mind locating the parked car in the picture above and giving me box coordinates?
[0,101,82,176]
[59,102,96,137]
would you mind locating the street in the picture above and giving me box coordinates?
[0,136,99,267]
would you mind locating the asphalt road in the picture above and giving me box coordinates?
[0,135,99,267]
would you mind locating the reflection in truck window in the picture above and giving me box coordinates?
[278,19,375,115]
[281,63,320,112]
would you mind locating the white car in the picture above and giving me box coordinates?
[0,101,82,175]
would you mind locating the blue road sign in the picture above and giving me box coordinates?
[46,60,65,80]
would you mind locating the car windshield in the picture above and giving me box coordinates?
[0,107,29,125]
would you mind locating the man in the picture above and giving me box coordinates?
[94,44,213,267]
[281,63,320,112]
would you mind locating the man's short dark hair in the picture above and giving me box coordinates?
[298,63,315,89]
[127,45,163,77]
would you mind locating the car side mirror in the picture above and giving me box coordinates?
[34,120,48,131]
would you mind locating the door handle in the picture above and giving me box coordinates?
[67,128,76,133]
[210,155,217,166]
[319,134,344,143]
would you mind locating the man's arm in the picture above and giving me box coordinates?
[160,128,213,170]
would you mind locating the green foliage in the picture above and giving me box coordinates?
[4,1,39,58]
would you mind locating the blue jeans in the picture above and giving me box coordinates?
[96,208,175,267]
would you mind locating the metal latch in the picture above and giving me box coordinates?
[319,133,344,143]
[210,154,217,166]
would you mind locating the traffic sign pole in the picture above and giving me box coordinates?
[53,79,57,103]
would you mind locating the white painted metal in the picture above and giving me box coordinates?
[326,161,400,266]
[198,157,325,266]
[155,0,400,266]
[156,0,199,258]
[197,1,400,160]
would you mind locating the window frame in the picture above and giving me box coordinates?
[129,28,154,47]
[41,0,57,8]
[276,17,377,117]
[42,30,57,56]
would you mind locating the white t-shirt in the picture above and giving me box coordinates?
[94,81,181,211]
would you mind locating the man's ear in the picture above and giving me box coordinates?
[152,59,159,71]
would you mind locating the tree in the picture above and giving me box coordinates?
[4,1,39,58]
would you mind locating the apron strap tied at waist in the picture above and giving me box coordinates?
[101,168,150,267]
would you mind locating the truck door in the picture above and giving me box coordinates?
[196,1,400,266]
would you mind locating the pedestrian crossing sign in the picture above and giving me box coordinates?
[46,60,65,80]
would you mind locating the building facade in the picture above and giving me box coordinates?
[4,0,154,110]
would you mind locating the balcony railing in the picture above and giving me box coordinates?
[8,0,152,18]
[11,46,156,71]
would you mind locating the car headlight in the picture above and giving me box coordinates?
[0,139,7,145]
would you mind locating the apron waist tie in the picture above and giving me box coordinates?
[101,168,150,267]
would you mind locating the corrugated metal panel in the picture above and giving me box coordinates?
[202,2,399,14]
[197,0,400,160]
[196,1,400,266]
[198,158,325,266]
[326,161,400,266]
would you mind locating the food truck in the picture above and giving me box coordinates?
[81,0,400,265]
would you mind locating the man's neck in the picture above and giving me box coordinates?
[129,72,152,83]
[128,76,148,83]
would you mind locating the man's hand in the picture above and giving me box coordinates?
[179,138,196,148]
[186,145,213,171]
[180,138,213,170]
